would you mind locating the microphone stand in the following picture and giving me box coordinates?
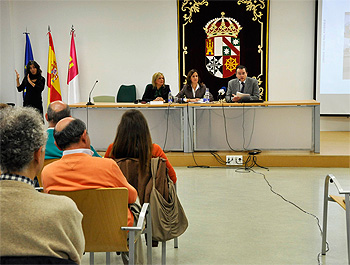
[86,80,98,105]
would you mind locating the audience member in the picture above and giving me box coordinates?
[225,65,260,102]
[0,103,10,109]
[0,107,84,264]
[15,60,45,115]
[104,109,177,184]
[45,100,101,159]
[141,72,170,102]
[176,69,213,102]
[41,117,143,264]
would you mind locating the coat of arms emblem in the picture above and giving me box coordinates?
[204,12,242,78]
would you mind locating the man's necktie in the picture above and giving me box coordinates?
[240,82,245,93]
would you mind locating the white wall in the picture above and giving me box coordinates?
[0,0,179,107]
[268,0,315,100]
[1,0,349,131]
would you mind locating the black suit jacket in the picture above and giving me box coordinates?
[141,84,170,102]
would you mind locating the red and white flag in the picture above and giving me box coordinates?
[67,29,80,104]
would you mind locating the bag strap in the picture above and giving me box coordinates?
[151,157,160,188]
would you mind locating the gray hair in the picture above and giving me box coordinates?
[0,107,47,173]
[47,103,70,124]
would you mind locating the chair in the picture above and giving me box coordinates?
[93,95,115,102]
[322,174,350,265]
[50,188,152,265]
[116,157,179,265]
[117,85,136,102]
[36,159,59,187]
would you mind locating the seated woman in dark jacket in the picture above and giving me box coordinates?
[176,69,213,102]
[141,72,170,102]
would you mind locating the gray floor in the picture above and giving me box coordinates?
[81,167,350,265]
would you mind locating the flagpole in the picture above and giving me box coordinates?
[47,26,62,105]
[23,28,34,100]
[67,25,80,104]
[23,27,29,35]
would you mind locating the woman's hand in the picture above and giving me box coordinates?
[15,70,21,87]
[15,70,20,80]
[27,74,35,87]
[155,97,164,101]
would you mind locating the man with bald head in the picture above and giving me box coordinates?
[41,117,137,227]
[41,117,143,264]
[45,100,100,159]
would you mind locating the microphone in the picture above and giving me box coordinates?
[218,89,225,96]
[86,80,98,106]
[218,87,226,101]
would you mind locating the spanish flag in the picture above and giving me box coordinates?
[67,29,80,104]
[47,29,62,105]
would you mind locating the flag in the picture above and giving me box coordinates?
[24,33,34,99]
[47,30,62,105]
[67,30,80,104]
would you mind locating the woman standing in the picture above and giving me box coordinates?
[176,69,213,102]
[141,72,170,102]
[15,60,45,115]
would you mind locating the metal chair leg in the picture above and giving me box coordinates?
[129,231,135,265]
[161,241,166,265]
[174,237,178,248]
[322,175,330,255]
[146,208,152,265]
[89,252,94,265]
[345,194,350,265]
[106,252,110,265]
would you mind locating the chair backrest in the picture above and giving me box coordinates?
[115,157,169,205]
[117,85,136,102]
[50,188,129,252]
[93,95,115,102]
[37,159,59,187]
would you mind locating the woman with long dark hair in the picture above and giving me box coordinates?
[15,60,45,115]
[105,109,177,183]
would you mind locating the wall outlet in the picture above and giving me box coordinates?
[226,155,243,165]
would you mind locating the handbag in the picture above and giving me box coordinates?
[149,157,188,241]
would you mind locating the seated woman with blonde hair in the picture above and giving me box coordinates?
[141,72,170,102]
[104,109,176,184]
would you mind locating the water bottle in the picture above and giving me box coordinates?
[204,88,210,103]
[168,91,173,104]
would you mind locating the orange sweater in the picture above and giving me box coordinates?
[42,153,137,226]
[105,143,177,183]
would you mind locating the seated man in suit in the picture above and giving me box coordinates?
[41,117,143,264]
[45,100,100,159]
[0,107,84,264]
[225,65,260,102]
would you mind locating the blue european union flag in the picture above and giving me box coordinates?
[24,33,34,99]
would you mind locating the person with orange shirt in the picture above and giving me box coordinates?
[105,110,177,184]
[41,117,143,264]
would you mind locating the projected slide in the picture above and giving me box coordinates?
[344,13,350,80]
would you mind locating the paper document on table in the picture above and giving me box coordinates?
[236,92,250,98]
[150,101,164,105]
